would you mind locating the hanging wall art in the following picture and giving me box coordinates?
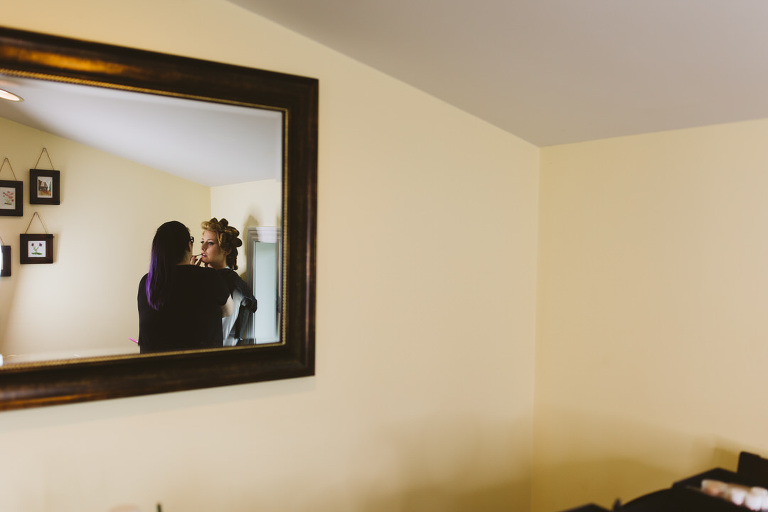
[29,148,60,205]
[0,236,10,276]
[0,157,23,217]
[20,212,54,264]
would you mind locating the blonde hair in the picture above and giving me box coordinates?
[201,218,243,270]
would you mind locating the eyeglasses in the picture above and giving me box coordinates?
[189,236,194,244]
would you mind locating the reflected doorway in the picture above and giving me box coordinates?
[246,226,281,344]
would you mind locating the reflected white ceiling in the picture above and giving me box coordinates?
[229,0,768,146]
[0,75,283,187]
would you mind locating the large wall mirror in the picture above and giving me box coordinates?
[0,26,317,410]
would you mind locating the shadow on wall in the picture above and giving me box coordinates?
[363,480,529,512]
[354,414,533,512]
[0,257,19,348]
[149,413,534,512]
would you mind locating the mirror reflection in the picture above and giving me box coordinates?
[246,226,281,344]
[0,73,284,365]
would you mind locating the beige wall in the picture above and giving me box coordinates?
[210,179,281,272]
[0,2,540,512]
[0,117,210,359]
[7,2,765,512]
[534,120,768,511]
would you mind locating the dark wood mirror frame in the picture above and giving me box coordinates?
[0,26,317,411]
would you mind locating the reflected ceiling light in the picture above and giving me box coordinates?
[0,88,22,102]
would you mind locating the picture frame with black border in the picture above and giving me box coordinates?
[0,180,23,216]
[20,234,53,264]
[1,245,10,276]
[29,169,60,205]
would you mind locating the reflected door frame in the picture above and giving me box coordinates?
[246,226,281,344]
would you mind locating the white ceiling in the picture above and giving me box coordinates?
[229,0,768,147]
[0,75,283,187]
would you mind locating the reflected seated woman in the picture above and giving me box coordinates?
[196,218,257,346]
[137,220,233,354]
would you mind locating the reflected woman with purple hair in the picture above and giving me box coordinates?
[137,220,233,354]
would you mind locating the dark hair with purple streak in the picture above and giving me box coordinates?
[145,221,192,310]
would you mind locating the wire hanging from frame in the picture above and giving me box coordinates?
[34,147,55,170]
[0,157,18,179]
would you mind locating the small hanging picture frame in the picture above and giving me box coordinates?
[20,234,53,264]
[0,157,23,217]
[0,236,10,277]
[29,148,60,205]
[30,169,60,205]
[20,212,54,264]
